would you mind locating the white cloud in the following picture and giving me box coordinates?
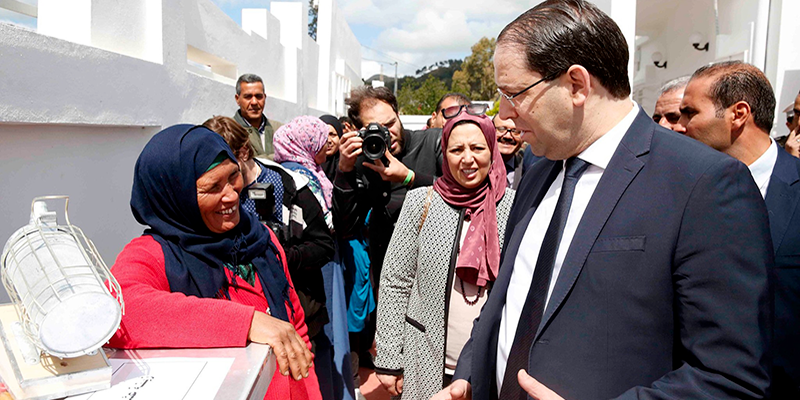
[211,0,545,78]
[349,0,541,77]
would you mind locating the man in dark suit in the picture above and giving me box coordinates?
[433,1,773,400]
[680,61,800,398]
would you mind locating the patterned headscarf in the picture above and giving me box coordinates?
[273,116,333,209]
[433,112,507,287]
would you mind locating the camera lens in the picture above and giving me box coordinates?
[363,135,386,160]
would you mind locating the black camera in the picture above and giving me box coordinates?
[358,123,391,165]
[248,182,288,244]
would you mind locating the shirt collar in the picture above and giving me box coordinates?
[576,101,640,170]
[747,138,778,199]
[238,110,267,134]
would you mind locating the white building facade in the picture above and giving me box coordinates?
[631,0,800,138]
[0,0,361,302]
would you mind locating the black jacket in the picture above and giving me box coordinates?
[333,128,442,279]
[254,160,334,339]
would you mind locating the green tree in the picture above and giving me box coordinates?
[451,37,497,101]
[308,0,318,41]
[397,75,449,115]
[486,98,500,117]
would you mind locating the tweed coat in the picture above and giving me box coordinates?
[375,186,515,400]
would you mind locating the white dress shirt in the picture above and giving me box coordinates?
[496,103,640,390]
[747,139,778,199]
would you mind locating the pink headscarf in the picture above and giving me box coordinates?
[433,112,507,287]
[273,116,333,209]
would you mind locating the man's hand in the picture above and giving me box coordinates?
[248,311,313,381]
[338,131,363,173]
[785,127,800,158]
[518,370,564,400]
[377,373,404,396]
[362,150,411,183]
[430,379,471,400]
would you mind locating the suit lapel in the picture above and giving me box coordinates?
[536,110,652,339]
[765,148,800,252]
[498,160,561,266]
[468,160,560,395]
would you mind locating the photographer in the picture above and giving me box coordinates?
[334,86,443,292]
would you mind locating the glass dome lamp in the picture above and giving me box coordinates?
[1,196,124,362]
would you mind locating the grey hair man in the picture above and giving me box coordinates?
[652,76,689,133]
[233,73,282,157]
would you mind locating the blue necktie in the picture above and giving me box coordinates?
[499,157,590,400]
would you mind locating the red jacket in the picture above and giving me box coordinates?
[108,231,322,400]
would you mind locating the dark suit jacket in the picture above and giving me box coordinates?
[766,147,800,397]
[521,146,543,175]
[454,109,773,399]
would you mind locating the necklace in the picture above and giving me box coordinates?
[460,278,483,306]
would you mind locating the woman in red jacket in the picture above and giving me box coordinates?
[108,124,322,400]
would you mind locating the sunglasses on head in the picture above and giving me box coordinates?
[442,103,489,120]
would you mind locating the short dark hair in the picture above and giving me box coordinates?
[497,0,631,99]
[691,61,775,133]
[345,86,399,129]
[435,93,471,113]
[203,116,255,160]
[236,74,264,95]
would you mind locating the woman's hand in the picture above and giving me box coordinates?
[377,373,404,396]
[248,310,313,380]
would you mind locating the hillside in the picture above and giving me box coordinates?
[364,59,463,92]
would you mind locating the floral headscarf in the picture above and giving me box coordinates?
[273,116,333,209]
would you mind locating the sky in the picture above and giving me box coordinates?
[210,0,538,79]
[0,0,536,79]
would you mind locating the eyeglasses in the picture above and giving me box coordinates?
[497,72,558,108]
[495,126,521,135]
[442,103,489,119]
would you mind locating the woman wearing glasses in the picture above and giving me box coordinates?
[373,105,516,399]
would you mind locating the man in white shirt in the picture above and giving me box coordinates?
[681,61,800,398]
[433,1,772,400]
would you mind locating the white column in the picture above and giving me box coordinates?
[272,2,303,103]
[242,8,269,40]
[37,0,92,46]
[317,0,333,113]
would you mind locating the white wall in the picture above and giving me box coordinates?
[317,0,362,116]
[633,0,717,113]
[767,0,800,136]
[632,0,799,137]
[0,0,361,302]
